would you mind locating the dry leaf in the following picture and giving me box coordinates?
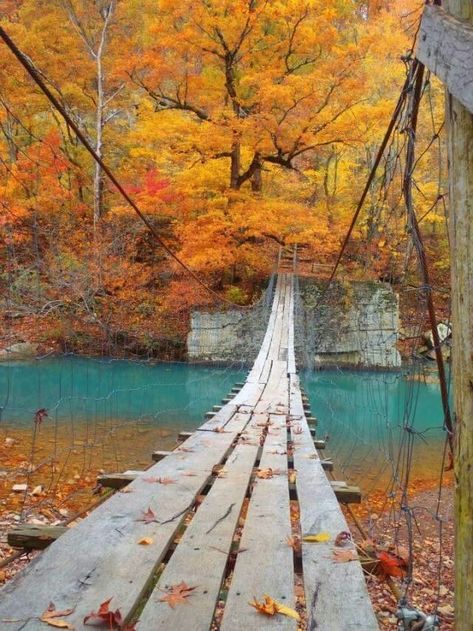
[288,471,297,484]
[333,549,358,563]
[286,536,301,552]
[256,468,274,479]
[40,602,75,629]
[42,621,74,629]
[334,531,352,547]
[249,595,300,621]
[136,507,158,524]
[303,532,331,543]
[138,537,153,545]
[83,598,122,628]
[159,582,196,608]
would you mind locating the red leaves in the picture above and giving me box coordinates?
[159,582,196,608]
[136,507,159,524]
[35,408,48,425]
[83,598,123,628]
[376,550,408,578]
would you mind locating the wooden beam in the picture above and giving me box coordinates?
[8,526,68,550]
[445,1,473,625]
[177,431,193,442]
[417,5,473,114]
[151,449,172,462]
[97,472,137,489]
[330,482,362,504]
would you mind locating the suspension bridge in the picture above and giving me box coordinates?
[0,272,378,630]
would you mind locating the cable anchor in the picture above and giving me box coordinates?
[396,599,440,630]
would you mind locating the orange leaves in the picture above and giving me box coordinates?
[83,598,122,628]
[249,595,300,622]
[256,467,282,479]
[159,582,196,608]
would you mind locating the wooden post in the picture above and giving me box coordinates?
[444,1,473,626]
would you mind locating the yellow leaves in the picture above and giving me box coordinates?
[303,532,331,543]
[137,537,154,545]
[250,595,300,622]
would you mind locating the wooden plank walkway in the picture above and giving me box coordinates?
[0,274,378,630]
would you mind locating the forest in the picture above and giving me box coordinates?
[0,0,449,358]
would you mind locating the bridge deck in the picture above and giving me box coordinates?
[0,274,378,630]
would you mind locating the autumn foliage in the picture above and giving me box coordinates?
[0,0,448,355]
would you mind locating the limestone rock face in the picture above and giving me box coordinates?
[295,279,401,369]
[187,278,401,369]
[0,342,39,361]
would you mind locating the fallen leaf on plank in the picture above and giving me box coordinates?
[136,507,159,524]
[83,598,122,628]
[159,582,196,608]
[138,537,153,545]
[250,595,300,621]
[303,532,331,543]
[333,549,358,563]
[40,602,74,629]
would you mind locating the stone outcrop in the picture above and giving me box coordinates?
[0,342,39,361]
[187,277,401,368]
[295,279,401,369]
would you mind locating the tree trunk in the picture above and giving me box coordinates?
[250,153,262,192]
[445,1,473,627]
[230,139,241,189]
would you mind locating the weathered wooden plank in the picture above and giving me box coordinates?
[136,416,263,630]
[8,526,68,550]
[221,413,296,631]
[417,4,473,114]
[0,420,250,630]
[289,374,377,630]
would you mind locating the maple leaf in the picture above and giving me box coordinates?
[376,551,408,578]
[136,507,159,524]
[249,595,300,621]
[159,582,197,608]
[332,549,358,563]
[256,468,274,479]
[83,598,123,628]
[34,408,48,425]
[40,602,75,629]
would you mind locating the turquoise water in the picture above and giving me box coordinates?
[301,369,449,489]
[0,356,246,428]
[0,358,448,488]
